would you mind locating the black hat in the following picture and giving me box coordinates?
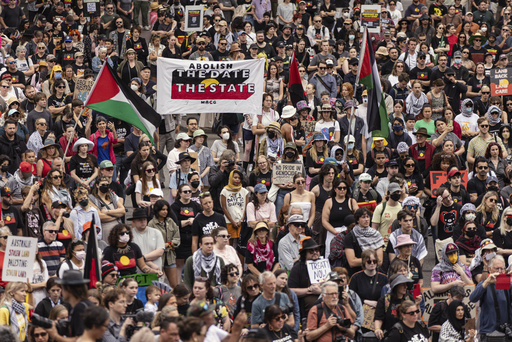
[417,51,426,58]
[274,56,284,61]
[52,200,67,209]
[390,274,413,290]
[349,58,358,66]
[445,67,456,76]
[56,270,89,285]
[176,152,196,164]
[250,43,258,49]
[128,208,149,220]
[276,41,285,48]
[299,237,321,253]
[199,31,211,37]
[386,159,399,167]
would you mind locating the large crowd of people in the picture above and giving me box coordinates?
[1,0,512,340]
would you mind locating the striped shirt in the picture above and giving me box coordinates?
[38,238,65,276]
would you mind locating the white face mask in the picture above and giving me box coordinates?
[481,27,487,32]
[75,250,86,261]
[130,84,139,91]
[343,12,349,18]
[119,234,130,243]
[362,97,368,104]
[349,35,355,40]
[465,213,476,222]
[222,133,230,140]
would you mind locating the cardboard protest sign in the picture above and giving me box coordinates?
[301,120,317,157]
[272,163,304,184]
[430,170,468,198]
[184,6,203,32]
[360,5,381,33]
[362,304,376,330]
[2,236,38,282]
[74,79,95,119]
[422,285,476,323]
[306,258,331,284]
[490,68,512,96]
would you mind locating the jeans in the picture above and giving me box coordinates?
[159,130,175,187]
[275,188,292,217]
[133,0,149,27]
[114,153,127,184]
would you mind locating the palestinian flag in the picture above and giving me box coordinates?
[357,28,389,138]
[85,59,161,142]
[288,53,307,106]
[83,216,101,289]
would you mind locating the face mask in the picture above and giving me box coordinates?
[466,230,476,238]
[267,131,276,139]
[1,165,8,172]
[285,151,295,159]
[222,133,230,140]
[54,72,61,79]
[486,252,496,261]
[465,106,473,113]
[349,35,355,40]
[481,27,487,32]
[119,234,130,243]
[448,253,458,264]
[348,143,355,150]
[488,185,499,192]
[454,58,461,64]
[465,213,476,222]
[191,181,200,188]
[130,84,139,91]
[79,199,89,207]
[75,251,86,261]
[362,97,368,104]
[343,12,349,18]
[99,185,109,193]
[390,193,401,201]
[507,217,512,226]
[393,124,403,132]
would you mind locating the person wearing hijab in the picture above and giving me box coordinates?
[456,221,481,267]
[439,300,475,342]
[220,169,250,247]
[487,105,503,135]
[431,243,474,294]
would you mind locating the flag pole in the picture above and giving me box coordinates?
[346,27,368,161]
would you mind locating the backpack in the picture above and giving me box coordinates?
[55,259,73,278]
[314,302,348,341]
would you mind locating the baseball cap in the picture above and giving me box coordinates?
[75,51,84,58]
[19,161,32,173]
[486,176,499,184]
[500,54,508,60]
[388,182,401,193]
[276,41,285,48]
[196,37,205,43]
[387,159,399,168]
[326,59,334,65]
[349,58,358,65]
[288,214,306,224]
[52,200,67,208]
[250,43,258,49]
[1,186,12,197]
[254,183,268,193]
[453,50,462,58]
[359,173,372,182]
[448,169,461,178]
[149,188,164,197]
[99,160,114,169]
[445,68,456,76]
[64,35,72,42]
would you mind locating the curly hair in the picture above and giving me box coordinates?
[431,152,458,171]
[108,223,132,247]
[485,142,503,159]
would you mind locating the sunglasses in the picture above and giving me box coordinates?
[145,169,156,173]
[296,180,305,185]
[480,125,489,128]
[478,166,489,170]
[474,39,482,42]
[274,315,287,321]
[492,102,501,105]
[197,42,205,45]
[217,234,231,239]
[52,175,62,179]
[319,67,326,70]
[199,191,211,198]
[247,284,259,290]
[405,163,415,167]
[46,230,58,234]
[219,43,227,45]
[366,259,377,264]
[120,231,130,236]
[38,122,47,126]
[182,190,192,194]
[406,205,419,210]
[229,272,239,277]
[489,198,497,203]
[482,92,490,94]
[0,236,8,239]
[57,86,65,89]
[406,310,420,315]
[338,186,347,190]
[0,85,8,88]
[103,167,114,171]
[34,333,48,338]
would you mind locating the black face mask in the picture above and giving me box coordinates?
[488,185,499,192]
[191,181,200,188]
[390,193,401,201]
[268,131,276,139]
[507,217,512,226]
[99,185,110,193]
[1,165,8,172]
[466,230,476,238]
[79,199,89,207]
[285,151,295,159]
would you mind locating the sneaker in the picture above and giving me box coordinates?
[238,138,243,145]
[144,25,151,30]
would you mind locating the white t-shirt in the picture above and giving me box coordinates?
[454,113,479,135]
[132,227,165,270]
[16,58,33,73]
[220,187,250,223]
[32,260,49,307]
[314,120,340,141]
[58,259,84,279]
[135,180,161,196]
[211,139,240,156]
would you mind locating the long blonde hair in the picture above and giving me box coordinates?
[499,207,512,236]
[476,191,500,224]
[310,141,329,160]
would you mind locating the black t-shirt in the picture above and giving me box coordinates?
[125,298,144,315]
[306,150,327,177]
[367,165,388,179]
[58,47,78,67]
[102,243,143,276]
[388,256,423,283]
[343,231,363,275]
[0,6,24,28]
[404,173,424,197]
[348,271,388,302]
[245,241,278,273]
[437,202,462,241]
[1,70,26,86]
[467,176,487,196]
[191,212,226,241]
[69,154,98,179]
[113,119,131,154]
[2,205,24,236]
[493,228,512,251]
[409,66,432,93]
[263,324,297,342]
[171,199,202,259]
[211,49,230,61]
[124,132,140,154]
[387,321,429,342]
[467,76,490,95]
[249,170,272,190]
[48,94,72,110]
[70,300,93,337]
[375,295,411,332]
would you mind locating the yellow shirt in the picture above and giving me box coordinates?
[0,303,30,341]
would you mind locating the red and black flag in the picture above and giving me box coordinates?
[288,54,307,106]
[83,217,101,288]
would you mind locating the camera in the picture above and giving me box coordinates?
[336,317,352,328]
[334,336,346,342]
[227,160,235,167]
[32,313,70,336]
[122,310,154,340]
[280,303,295,316]
[499,323,512,340]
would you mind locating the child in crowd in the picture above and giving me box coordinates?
[144,284,161,313]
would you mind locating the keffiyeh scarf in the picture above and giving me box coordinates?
[352,225,384,251]
[247,239,275,270]
[192,249,222,285]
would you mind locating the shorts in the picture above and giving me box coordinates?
[164,258,176,269]
[243,128,254,141]
[227,222,241,239]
